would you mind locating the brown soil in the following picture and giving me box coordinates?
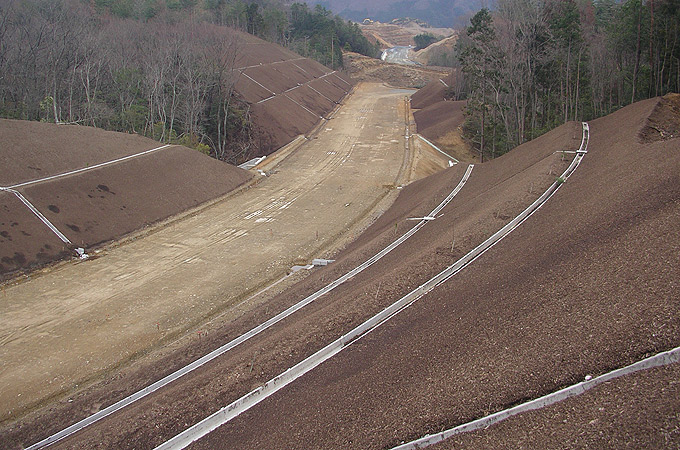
[0,84,412,445]
[429,363,680,449]
[412,89,476,163]
[409,72,457,109]
[2,96,677,450]
[183,99,679,450]
[344,52,449,88]
[0,120,251,278]
[359,22,455,48]
[232,43,354,155]
[639,92,680,143]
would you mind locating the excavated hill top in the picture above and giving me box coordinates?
[0,120,251,279]
[412,33,459,65]
[639,92,680,142]
[359,21,455,48]
[344,52,449,88]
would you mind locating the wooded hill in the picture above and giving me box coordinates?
[455,0,680,160]
[0,0,377,164]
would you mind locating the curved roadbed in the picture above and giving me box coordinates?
[153,124,590,449]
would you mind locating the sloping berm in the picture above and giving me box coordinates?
[0,120,252,279]
[410,72,472,162]
[232,32,354,155]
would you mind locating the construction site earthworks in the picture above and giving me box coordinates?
[1,34,679,450]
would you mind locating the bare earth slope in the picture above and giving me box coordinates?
[0,119,251,278]
[231,33,354,155]
[182,99,679,449]
[409,72,455,109]
[411,75,476,162]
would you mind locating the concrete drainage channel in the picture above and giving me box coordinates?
[392,346,680,450]
[152,124,591,449]
[25,165,474,450]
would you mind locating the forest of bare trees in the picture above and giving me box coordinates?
[457,0,680,160]
[0,0,377,164]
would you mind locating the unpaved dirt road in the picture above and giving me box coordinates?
[0,83,413,422]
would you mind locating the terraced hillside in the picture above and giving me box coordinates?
[233,33,353,154]
[410,72,475,162]
[0,120,251,279]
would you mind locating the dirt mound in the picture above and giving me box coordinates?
[344,52,449,88]
[409,72,456,109]
[639,93,680,143]
[412,99,475,162]
[0,120,251,279]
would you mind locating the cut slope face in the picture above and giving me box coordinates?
[410,74,475,162]
[0,120,251,279]
[231,34,354,155]
[409,71,455,109]
[639,92,680,142]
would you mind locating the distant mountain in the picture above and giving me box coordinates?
[304,0,482,28]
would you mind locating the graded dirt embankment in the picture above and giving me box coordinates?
[230,32,354,155]
[410,73,476,162]
[0,83,412,438]
[0,119,251,279]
